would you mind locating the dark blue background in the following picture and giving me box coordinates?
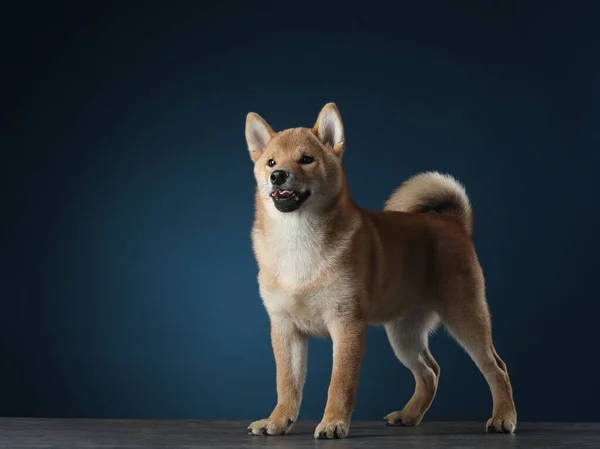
[2,1,599,421]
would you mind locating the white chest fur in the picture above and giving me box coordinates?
[265,213,329,287]
[253,212,359,336]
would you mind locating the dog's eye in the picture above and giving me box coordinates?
[267,159,276,167]
[299,155,315,165]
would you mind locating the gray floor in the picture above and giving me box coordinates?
[0,419,599,448]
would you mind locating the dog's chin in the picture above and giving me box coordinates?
[270,189,312,213]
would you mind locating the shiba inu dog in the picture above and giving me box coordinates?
[244,103,517,439]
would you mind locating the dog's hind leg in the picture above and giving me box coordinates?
[383,310,440,426]
[439,296,517,433]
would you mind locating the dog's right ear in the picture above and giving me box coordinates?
[313,103,345,157]
[245,113,275,162]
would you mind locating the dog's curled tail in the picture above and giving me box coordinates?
[385,171,473,235]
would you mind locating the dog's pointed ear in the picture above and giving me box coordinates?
[245,112,275,162]
[313,103,345,156]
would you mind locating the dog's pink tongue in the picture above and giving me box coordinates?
[274,189,294,198]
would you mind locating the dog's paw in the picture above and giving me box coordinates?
[383,409,422,427]
[486,414,517,433]
[247,418,294,436]
[314,419,349,439]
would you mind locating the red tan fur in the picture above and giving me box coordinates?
[244,103,517,439]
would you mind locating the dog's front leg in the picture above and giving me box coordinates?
[247,318,308,436]
[314,319,366,439]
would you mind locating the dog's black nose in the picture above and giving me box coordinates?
[270,170,289,186]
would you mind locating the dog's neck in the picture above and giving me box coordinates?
[253,184,361,288]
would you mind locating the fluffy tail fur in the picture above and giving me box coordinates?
[385,171,473,235]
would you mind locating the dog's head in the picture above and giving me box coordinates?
[245,103,346,214]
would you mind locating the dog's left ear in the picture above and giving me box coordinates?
[313,103,345,156]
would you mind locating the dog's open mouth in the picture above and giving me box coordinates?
[271,189,294,199]
[270,189,311,212]
[271,189,311,200]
